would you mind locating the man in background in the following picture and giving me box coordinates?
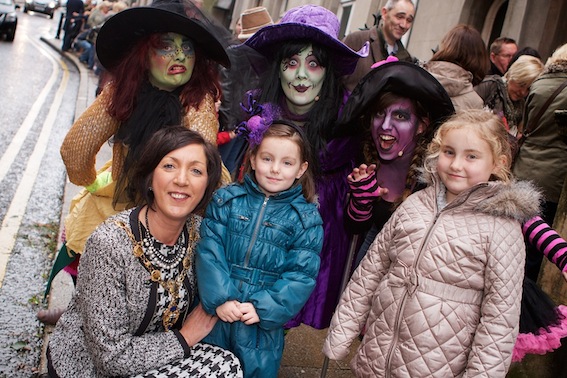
[342,0,416,92]
[488,37,518,76]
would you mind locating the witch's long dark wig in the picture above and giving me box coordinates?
[256,40,344,170]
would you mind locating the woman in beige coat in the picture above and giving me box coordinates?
[324,110,541,377]
[424,24,489,112]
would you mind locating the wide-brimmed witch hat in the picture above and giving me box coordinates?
[96,0,230,70]
[339,61,455,132]
[243,5,368,75]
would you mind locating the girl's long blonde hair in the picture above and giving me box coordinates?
[424,110,513,183]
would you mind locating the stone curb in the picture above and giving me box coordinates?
[36,35,97,377]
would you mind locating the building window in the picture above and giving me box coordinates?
[339,2,353,39]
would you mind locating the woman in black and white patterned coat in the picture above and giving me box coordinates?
[47,126,242,377]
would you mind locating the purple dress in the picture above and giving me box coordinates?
[287,135,361,329]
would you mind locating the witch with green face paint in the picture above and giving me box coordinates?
[61,0,232,206]
[148,33,196,92]
[41,0,235,345]
[57,0,231,263]
[278,44,327,115]
[239,5,369,331]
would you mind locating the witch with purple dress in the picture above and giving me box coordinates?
[240,5,369,329]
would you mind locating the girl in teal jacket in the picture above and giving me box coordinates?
[196,118,323,378]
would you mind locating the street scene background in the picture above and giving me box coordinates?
[0,8,78,376]
[1,1,567,377]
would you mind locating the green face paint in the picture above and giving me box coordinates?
[279,44,326,115]
[148,33,195,92]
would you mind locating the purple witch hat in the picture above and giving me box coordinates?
[244,5,368,75]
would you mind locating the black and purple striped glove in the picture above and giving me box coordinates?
[347,170,383,222]
[523,216,567,272]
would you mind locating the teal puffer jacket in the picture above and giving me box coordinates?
[196,174,323,377]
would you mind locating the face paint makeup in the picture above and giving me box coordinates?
[371,98,422,161]
[279,44,326,115]
[148,32,195,92]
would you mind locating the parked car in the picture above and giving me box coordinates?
[0,0,18,41]
[23,0,58,18]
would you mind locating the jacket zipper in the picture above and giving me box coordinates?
[384,209,441,378]
[384,187,483,376]
[245,196,268,350]
[238,196,269,292]
[244,196,269,267]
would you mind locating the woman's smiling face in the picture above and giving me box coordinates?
[280,44,326,115]
[148,32,196,92]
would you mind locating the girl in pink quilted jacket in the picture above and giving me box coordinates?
[323,110,541,377]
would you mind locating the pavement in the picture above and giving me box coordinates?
[37,36,359,378]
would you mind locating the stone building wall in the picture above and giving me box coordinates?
[225,0,567,62]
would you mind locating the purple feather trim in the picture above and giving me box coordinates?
[236,93,282,147]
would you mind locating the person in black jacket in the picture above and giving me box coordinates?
[62,0,84,51]
[488,36,518,76]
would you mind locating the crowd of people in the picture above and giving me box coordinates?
[40,0,567,377]
[62,0,129,75]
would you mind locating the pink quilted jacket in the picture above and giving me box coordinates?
[323,177,541,378]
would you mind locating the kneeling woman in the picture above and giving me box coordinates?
[47,127,242,377]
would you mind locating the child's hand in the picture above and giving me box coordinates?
[216,300,243,323]
[238,302,260,325]
[563,271,567,283]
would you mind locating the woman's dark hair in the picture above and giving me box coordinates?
[242,122,317,202]
[128,126,222,214]
[509,46,542,68]
[431,24,489,86]
[257,40,344,172]
[108,33,221,122]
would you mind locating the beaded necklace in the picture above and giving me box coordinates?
[115,208,197,331]
[140,209,187,270]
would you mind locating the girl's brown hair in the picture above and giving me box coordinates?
[243,123,317,202]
